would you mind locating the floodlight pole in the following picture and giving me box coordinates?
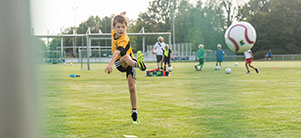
[172,0,176,46]
[72,6,78,57]
[73,30,77,57]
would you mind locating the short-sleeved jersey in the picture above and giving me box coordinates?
[198,49,205,59]
[112,29,135,62]
[244,49,252,59]
[153,42,165,55]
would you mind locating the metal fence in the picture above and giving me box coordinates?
[267,54,301,61]
[40,50,301,64]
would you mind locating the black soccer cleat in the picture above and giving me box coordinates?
[255,68,259,73]
[131,112,139,124]
[131,112,137,121]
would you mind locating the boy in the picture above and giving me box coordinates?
[216,44,227,68]
[163,44,174,71]
[244,49,259,74]
[194,44,212,71]
[267,49,272,61]
[152,36,165,69]
[104,12,146,124]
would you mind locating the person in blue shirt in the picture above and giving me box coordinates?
[267,49,272,60]
[216,44,227,68]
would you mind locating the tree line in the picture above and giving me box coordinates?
[44,0,301,59]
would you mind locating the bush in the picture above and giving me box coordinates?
[253,50,267,59]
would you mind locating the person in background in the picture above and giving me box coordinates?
[244,49,259,74]
[152,36,165,69]
[163,44,174,71]
[267,49,272,61]
[194,44,212,71]
[216,44,227,68]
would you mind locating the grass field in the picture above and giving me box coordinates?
[41,61,301,138]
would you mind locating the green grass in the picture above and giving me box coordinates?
[41,61,301,138]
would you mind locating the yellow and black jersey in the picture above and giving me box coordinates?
[112,29,135,62]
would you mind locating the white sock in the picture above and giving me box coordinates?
[132,110,137,113]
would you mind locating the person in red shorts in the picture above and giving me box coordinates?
[244,49,259,74]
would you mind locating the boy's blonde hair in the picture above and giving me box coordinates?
[217,44,222,48]
[158,36,164,41]
[113,14,128,27]
[199,44,204,49]
[165,44,169,48]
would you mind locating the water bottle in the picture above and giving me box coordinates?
[69,74,80,77]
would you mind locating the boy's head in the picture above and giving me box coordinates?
[217,44,222,49]
[158,36,164,42]
[165,44,169,49]
[199,44,204,49]
[113,14,128,36]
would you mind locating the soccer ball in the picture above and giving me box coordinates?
[234,62,238,66]
[225,68,231,74]
[215,66,221,70]
[152,50,157,55]
[195,65,201,71]
[168,67,173,72]
[224,21,256,53]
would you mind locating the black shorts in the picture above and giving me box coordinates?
[164,58,170,65]
[114,58,136,79]
[156,55,163,62]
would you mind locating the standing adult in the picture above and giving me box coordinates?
[152,36,165,69]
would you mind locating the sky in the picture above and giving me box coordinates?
[31,0,152,35]
[30,0,246,35]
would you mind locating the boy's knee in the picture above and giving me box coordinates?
[129,85,136,93]
[120,55,130,61]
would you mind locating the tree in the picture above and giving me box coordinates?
[236,0,269,20]
[129,0,177,51]
[240,0,301,58]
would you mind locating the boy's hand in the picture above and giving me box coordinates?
[105,65,113,74]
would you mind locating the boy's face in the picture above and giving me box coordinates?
[114,22,127,37]
[218,47,221,50]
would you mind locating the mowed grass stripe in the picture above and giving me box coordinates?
[41,61,301,138]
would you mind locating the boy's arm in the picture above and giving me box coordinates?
[105,50,120,74]
[223,51,227,56]
[206,49,213,52]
